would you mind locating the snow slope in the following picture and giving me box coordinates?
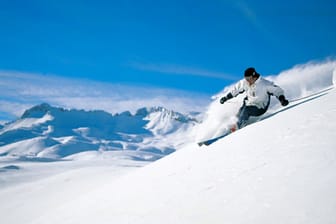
[1,85,335,224]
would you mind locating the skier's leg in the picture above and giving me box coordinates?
[237,105,249,128]
[237,105,267,128]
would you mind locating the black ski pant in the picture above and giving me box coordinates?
[237,103,268,128]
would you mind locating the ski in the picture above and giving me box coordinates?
[197,131,231,146]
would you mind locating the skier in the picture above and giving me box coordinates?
[220,67,289,131]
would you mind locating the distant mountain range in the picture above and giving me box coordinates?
[0,103,200,161]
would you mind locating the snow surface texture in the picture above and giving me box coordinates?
[0,60,336,224]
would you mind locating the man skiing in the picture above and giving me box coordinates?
[220,67,289,131]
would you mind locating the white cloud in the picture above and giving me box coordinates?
[0,70,210,121]
[130,62,236,80]
[232,0,274,39]
[234,1,258,25]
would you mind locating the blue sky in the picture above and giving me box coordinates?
[0,0,336,120]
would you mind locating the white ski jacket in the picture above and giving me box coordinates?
[229,77,284,109]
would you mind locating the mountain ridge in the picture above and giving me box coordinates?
[0,103,198,161]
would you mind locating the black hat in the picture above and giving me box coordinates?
[244,67,256,77]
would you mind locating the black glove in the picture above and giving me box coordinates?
[220,93,233,104]
[220,96,227,104]
[278,95,289,106]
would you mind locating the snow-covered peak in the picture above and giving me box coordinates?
[135,106,170,116]
[136,106,196,122]
[0,104,198,160]
[143,107,193,135]
[21,103,55,118]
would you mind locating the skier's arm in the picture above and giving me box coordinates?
[220,80,245,104]
[266,82,289,106]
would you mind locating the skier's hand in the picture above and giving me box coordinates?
[220,96,227,104]
[279,95,289,106]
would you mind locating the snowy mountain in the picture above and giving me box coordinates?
[0,103,198,161]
